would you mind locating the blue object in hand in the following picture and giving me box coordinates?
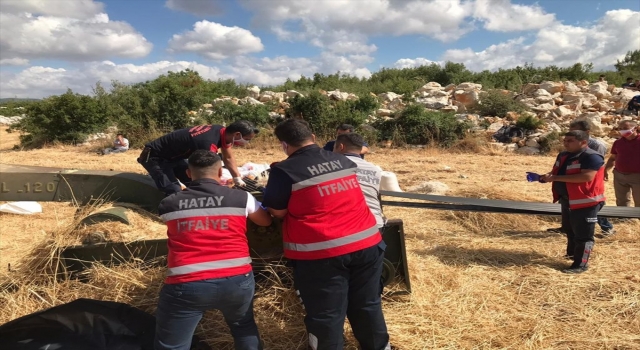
[526,172,541,182]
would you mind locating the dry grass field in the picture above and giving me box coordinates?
[1,125,639,349]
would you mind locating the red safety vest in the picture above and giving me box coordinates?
[158,179,252,284]
[552,149,606,209]
[274,145,382,260]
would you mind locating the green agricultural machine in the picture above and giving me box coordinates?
[0,163,412,293]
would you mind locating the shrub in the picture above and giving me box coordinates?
[539,131,562,154]
[470,89,528,118]
[205,102,271,127]
[11,89,108,147]
[373,104,470,146]
[516,115,545,130]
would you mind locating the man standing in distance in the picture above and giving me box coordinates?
[540,130,606,274]
[138,120,258,196]
[333,132,386,230]
[604,120,640,207]
[262,119,391,350]
[155,150,272,350]
[323,124,370,159]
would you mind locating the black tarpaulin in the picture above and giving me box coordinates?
[0,298,208,350]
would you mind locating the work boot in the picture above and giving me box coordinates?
[563,241,593,274]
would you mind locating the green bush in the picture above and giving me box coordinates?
[516,115,545,130]
[285,92,376,137]
[539,131,561,154]
[470,89,528,118]
[205,101,271,127]
[373,104,470,146]
[11,89,108,146]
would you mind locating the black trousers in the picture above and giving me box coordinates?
[292,242,390,350]
[560,198,604,268]
[137,148,190,196]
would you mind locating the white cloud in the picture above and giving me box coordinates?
[435,9,640,72]
[473,0,556,32]
[394,58,442,69]
[239,0,475,46]
[168,20,264,60]
[165,0,225,16]
[0,0,104,19]
[0,58,30,66]
[0,61,231,99]
[0,1,152,62]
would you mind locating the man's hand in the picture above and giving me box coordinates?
[604,172,609,181]
[540,173,554,183]
[233,177,246,187]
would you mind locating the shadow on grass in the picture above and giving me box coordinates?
[416,244,567,270]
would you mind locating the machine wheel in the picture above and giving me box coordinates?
[381,258,396,287]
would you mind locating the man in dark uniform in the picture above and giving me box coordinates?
[540,130,606,274]
[262,119,391,350]
[137,120,258,196]
[155,150,272,350]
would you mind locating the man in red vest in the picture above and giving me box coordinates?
[262,119,391,350]
[154,150,272,350]
[540,130,606,274]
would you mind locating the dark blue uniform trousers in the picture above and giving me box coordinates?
[560,198,604,268]
[292,241,390,350]
[137,148,191,196]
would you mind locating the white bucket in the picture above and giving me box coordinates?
[380,171,402,192]
[0,201,42,215]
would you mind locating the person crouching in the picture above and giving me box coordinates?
[540,130,606,274]
[154,150,272,350]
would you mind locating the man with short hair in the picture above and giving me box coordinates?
[540,130,606,274]
[626,95,640,116]
[138,120,258,196]
[622,77,636,90]
[263,119,391,350]
[547,120,615,235]
[323,124,370,159]
[605,120,640,207]
[102,133,129,155]
[154,150,272,350]
[333,132,386,230]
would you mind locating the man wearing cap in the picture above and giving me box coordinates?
[540,130,606,274]
[154,150,272,350]
[262,119,391,350]
[138,120,258,196]
[333,132,386,230]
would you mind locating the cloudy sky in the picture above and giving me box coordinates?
[1,0,639,98]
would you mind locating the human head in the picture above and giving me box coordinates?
[225,120,259,146]
[562,130,589,153]
[333,133,365,154]
[186,150,223,181]
[336,124,354,137]
[627,77,633,84]
[568,120,591,135]
[598,74,606,82]
[618,120,638,140]
[274,118,316,156]
[116,133,123,139]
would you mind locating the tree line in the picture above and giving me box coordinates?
[3,50,639,148]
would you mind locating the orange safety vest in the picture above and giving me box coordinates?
[551,148,605,209]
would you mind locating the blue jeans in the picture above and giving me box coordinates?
[138,150,190,196]
[597,216,613,231]
[154,271,262,350]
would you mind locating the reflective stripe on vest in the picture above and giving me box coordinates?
[284,225,379,252]
[167,256,252,276]
[292,169,355,191]
[161,207,246,221]
[569,194,605,206]
[566,163,581,171]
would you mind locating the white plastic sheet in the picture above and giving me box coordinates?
[0,201,43,215]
